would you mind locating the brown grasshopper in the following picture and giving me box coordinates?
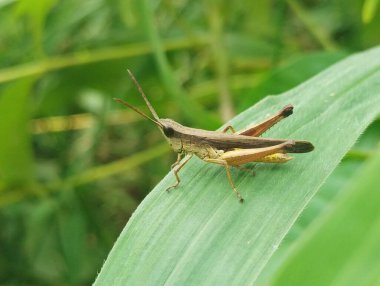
[115,70,314,202]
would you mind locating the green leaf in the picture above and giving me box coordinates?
[267,144,380,286]
[94,46,380,285]
[254,160,362,286]
[362,0,380,24]
[0,79,35,186]
[14,0,58,55]
[255,121,380,285]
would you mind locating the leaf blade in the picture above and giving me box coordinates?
[268,145,380,286]
[0,79,35,186]
[94,46,380,286]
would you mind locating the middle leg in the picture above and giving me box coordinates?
[222,125,236,134]
[204,158,244,203]
[233,164,256,176]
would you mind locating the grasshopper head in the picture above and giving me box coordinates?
[158,119,182,138]
[158,119,184,152]
[160,122,175,137]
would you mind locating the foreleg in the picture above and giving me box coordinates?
[166,155,193,192]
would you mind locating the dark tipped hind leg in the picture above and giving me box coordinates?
[238,105,294,137]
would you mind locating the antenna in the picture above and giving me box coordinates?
[113,98,162,127]
[127,69,160,121]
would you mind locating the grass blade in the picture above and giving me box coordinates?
[94,46,380,285]
[0,79,35,186]
[268,145,380,286]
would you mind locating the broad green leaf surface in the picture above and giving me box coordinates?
[255,121,380,285]
[94,47,380,285]
[254,160,364,286]
[268,144,380,286]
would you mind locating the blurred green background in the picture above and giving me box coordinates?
[0,0,379,285]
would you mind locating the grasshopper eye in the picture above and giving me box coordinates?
[163,126,174,137]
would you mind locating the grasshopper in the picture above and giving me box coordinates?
[115,70,314,202]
